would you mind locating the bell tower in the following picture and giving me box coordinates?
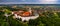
[29,7,32,14]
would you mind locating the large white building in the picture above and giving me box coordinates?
[12,8,39,21]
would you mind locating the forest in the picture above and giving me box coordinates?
[0,6,60,26]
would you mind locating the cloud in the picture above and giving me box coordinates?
[0,0,60,4]
[38,0,58,4]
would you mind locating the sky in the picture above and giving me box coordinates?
[0,0,60,4]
